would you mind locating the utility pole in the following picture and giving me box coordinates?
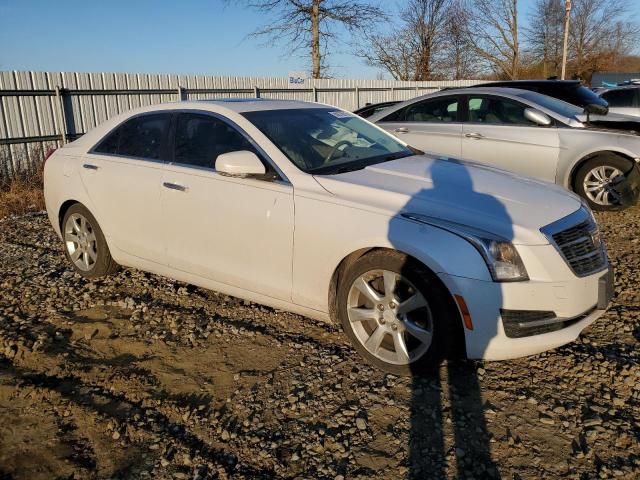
[561,0,572,79]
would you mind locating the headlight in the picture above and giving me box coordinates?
[401,213,529,282]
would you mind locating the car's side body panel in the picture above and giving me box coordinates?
[160,164,295,301]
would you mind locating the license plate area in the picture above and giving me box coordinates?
[597,269,614,309]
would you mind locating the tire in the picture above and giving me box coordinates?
[336,250,458,376]
[573,153,634,211]
[61,203,118,278]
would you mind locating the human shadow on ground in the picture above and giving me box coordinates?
[383,158,511,478]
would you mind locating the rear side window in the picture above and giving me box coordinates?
[382,97,459,123]
[94,114,171,160]
[173,113,256,169]
[601,89,636,107]
[467,96,535,125]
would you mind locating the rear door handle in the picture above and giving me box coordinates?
[394,127,409,133]
[465,132,484,139]
[163,182,187,192]
[83,164,99,170]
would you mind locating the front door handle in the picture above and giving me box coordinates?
[465,132,485,140]
[83,164,99,170]
[163,182,187,192]
[394,127,409,133]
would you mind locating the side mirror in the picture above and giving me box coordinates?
[215,151,266,177]
[524,108,552,126]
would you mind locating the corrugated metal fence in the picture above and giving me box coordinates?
[0,70,481,179]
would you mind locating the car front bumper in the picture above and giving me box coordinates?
[438,266,611,360]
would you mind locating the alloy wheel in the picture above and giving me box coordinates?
[64,213,98,271]
[583,165,624,206]
[346,269,433,365]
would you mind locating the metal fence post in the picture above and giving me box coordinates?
[313,86,318,102]
[254,86,260,98]
[55,86,68,144]
[355,86,360,109]
[390,86,395,100]
[177,86,186,101]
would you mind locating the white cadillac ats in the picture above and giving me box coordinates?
[44,100,613,375]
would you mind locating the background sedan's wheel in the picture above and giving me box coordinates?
[62,203,118,278]
[337,250,458,376]
[574,153,634,211]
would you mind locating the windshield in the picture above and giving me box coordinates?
[243,108,413,174]
[518,91,583,119]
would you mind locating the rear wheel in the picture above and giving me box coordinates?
[62,204,118,278]
[337,250,457,376]
[574,153,633,211]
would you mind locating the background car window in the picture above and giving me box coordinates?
[94,114,171,160]
[601,89,636,107]
[382,97,458,122]
[174,113,255,169]
[467,96,535,125]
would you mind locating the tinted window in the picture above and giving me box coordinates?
[94,114,171,160]
[94,129,119,154]
[383,97,458,122]
[467,96,535,125]
[601,89,636,107]
[174,113,255,169]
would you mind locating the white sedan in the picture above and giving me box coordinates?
[44,99,612,374]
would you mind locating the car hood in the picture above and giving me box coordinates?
[314,155,582,245]
[576,112,640,135]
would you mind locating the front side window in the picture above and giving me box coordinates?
[382,97,459,123]
[467,96,535,125]
[243,108,413,174]
[601,89,636,107]
[94,113,171,160]
[173,113,256,169]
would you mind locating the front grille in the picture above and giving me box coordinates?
[541,209,607,277]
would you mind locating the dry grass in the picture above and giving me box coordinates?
[0,170,45,219]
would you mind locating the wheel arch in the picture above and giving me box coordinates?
[567,150,637,191]
[58,199,82,231]
[328,246,467,358]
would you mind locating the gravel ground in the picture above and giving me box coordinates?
[0,208,638,480]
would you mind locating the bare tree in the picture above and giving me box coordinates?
[238,0,385,78]
[441,0,479,79]
[359,0,452,81]
[568,0,639,81]
[525,0,565,78]
[467,0,521,79]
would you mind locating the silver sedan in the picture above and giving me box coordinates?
[369,87,640,210]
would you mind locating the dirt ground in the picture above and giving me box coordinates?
[0,207,638,479]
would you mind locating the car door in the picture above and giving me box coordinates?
[376,95,463,158]
[461,95,560,182]
[80,112,170,264]
[161,111,294,301]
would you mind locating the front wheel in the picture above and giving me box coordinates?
[336,250,457,376]
[574,154,634,211]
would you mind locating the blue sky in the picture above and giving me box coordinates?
[0,0,638,79]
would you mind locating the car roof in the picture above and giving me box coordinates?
[471,80,582,88]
